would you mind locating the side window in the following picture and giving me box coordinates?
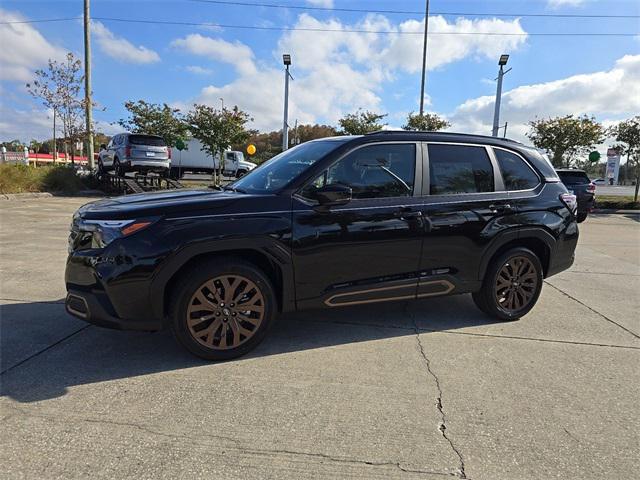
[302,144,416,200]
[428,144,494,195]
[495,149,540,190]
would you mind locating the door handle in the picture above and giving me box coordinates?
[489,203,512,213]
[394,208,423,219]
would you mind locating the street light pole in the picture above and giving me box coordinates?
[282,54,292,151]
[492,54,511,137]
[83,0,94,169]
[419,0,430,116]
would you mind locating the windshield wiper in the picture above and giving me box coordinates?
[223,185,248,193]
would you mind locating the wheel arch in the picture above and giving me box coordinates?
[152,241,295,325]
[478,228,556,281]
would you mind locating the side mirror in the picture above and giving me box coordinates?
[315,184,352,207]
[100,144,107,151]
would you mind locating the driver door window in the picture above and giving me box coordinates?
[303,143,416,200]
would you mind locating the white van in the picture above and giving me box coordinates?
[170,139,257,179]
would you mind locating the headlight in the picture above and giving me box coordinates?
[76,218,157,249]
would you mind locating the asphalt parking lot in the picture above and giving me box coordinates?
[1,196,639,479]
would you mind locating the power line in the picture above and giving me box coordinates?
[190,0,640,19]
[1,17,80,24]
[2,16,638,36]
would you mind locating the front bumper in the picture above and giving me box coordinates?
[65,289,160,331]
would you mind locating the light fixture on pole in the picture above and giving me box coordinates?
[282,54,292,151]
[492,54,511,137]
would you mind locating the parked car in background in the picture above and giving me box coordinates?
[98,133,170,177]
[170,139,257,179]
[66,131,579,360]
[556,169,595,222]
[591,177,606,185]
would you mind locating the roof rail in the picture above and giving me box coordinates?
[364,130,521,143]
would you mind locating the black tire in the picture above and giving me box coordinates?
[170,258,277,360]
[236,169,247,178]
[97,159,104,174]
[472,247,543,321]
[169,167,181,180]
[576,212,588,223]
[114,158,125,177]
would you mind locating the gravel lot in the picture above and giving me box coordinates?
[1,196,639,479]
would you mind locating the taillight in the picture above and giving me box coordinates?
[168,147,172,160]
[125,146,131,157]
[560,193,577,214]
[587,183,596,193]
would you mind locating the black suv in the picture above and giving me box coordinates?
[556,169,596,222]
[66,132,579,360]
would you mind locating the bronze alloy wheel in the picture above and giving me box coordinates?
[186,274,265,350]
[495,255,539,313]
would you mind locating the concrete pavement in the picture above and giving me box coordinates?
[1,197,638,479]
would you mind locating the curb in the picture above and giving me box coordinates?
[1,190,104,200]
[591,209,640,215]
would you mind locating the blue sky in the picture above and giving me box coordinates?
[1,0,638,147]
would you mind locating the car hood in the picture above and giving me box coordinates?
[77,188,278,220]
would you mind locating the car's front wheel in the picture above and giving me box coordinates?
[170,259,277,360]
[472,247,543,321]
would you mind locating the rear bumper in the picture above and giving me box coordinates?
[65,289,161,331]
[123,159,170,170]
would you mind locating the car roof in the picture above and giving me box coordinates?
[317,131,526,148]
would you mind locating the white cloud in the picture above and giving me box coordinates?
[0,104,55,141]
[92,21,160,64]
[547,0,587,8]
[171,34,256,75]
[306,0,334,7]
[277,14,527,73]
[185,65,213,75]
[179,13,528,131]
[449,55,640,142]
[0,8,67,82]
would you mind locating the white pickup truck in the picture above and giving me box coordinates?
[170,140,257,179]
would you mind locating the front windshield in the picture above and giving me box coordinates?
[230,140,344,193]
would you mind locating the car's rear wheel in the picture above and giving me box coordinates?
[576,212,588,223]
[472,247,543,321]
[170,259,276,360]
[114,158,125,177]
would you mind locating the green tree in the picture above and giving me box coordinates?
[185,104,252,184]
[27,52,87,164]
[527,115,605,168]
[338,110,387,135]
[117,100,188,147]
[609,116,640,201]
[403,112,450,131]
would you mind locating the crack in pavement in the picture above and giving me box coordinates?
[405,303,468,479]
[0,325,91,375]
[544,281,640,339]
[2,405,457,477]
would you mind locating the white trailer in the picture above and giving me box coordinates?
[170,139,257,179]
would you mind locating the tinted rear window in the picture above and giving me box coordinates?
[128,135,166,146]
[557,171,590,185]
[495,149,540,190]
[428,144,494,195]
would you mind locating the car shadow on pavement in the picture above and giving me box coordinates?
[1,295,501,403]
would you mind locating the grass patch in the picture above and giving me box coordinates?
[0,164,95,194]
[596,195,640,210]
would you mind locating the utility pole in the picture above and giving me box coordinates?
[282,54,292,151]
[419,0,430,116]
[52,106,57,164]
[492,54,511,137]
[83,0,94,169]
